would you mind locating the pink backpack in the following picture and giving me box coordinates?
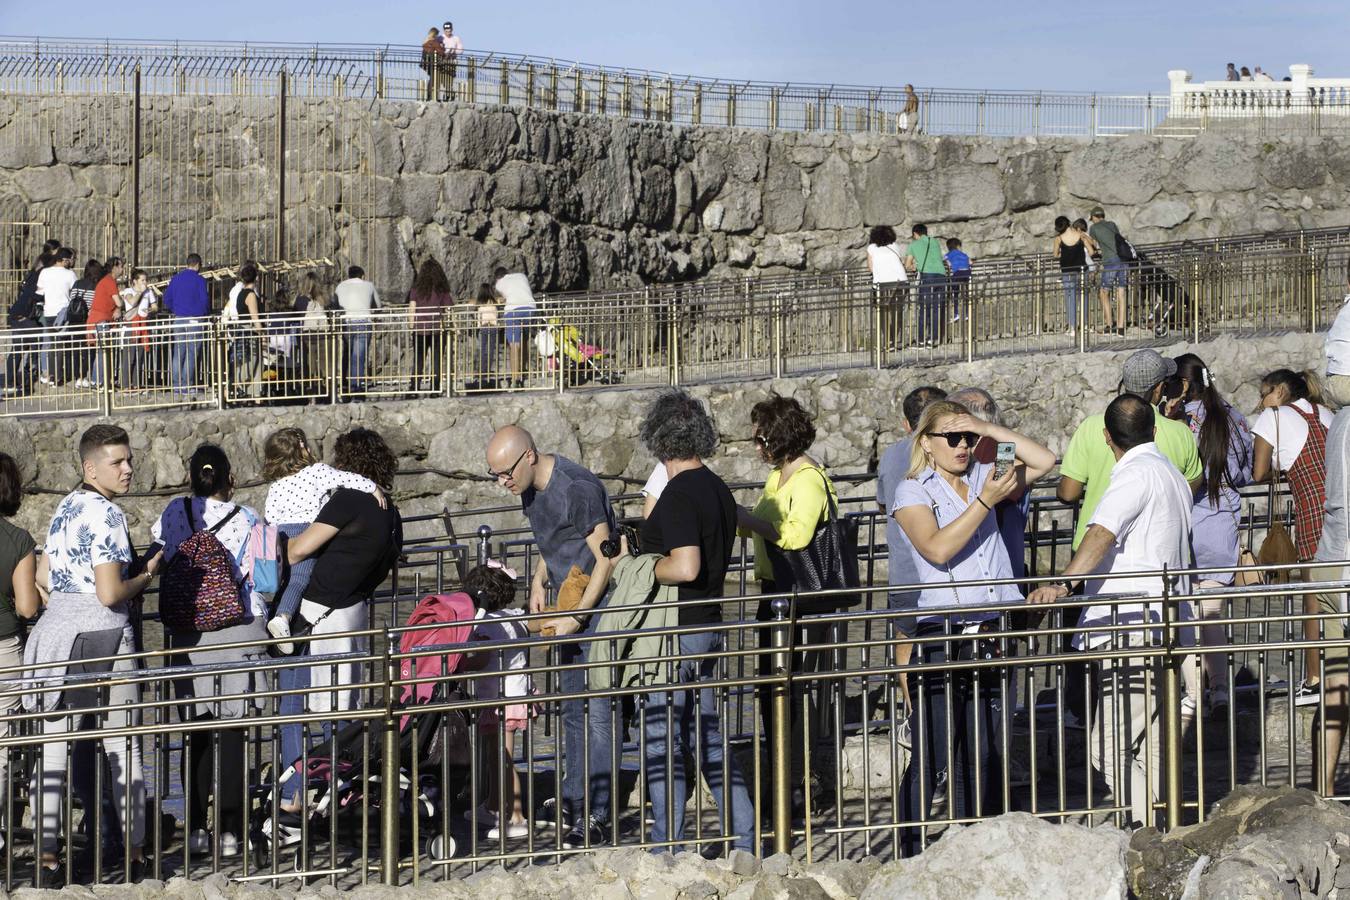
[159,499,247,633]
[398,593,477,706]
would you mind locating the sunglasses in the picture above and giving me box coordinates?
[753,435,769,448]
[929,431,979,448]
[487,448,530,481]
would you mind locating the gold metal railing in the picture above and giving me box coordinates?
[0,244,1333,420]
[0,561,1347,888]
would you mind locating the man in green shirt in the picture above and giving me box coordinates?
[1059,350,1204,550]
[1088,207,1129,336]
[904,224,948,347]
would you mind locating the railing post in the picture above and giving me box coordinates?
[131,65,141,269]
[476,524,493,567]
[772,291,784,379]
[1308,248,1320,334]
[1191,259,1202,344]
[669,299,681,386]
[770,596,793,855]
[525,63,535,108]
[549,64,559,110]
[693,83,702,125]
[1077,276,1088,352]
[499,60,509,106]
[726,85,736,127]
[376,49,385,100]
[276,68,288,261]
[467,56,477,103]
[98,326,114,417]
[573,67,583,113]
[598,71,608,114]
[643,76,652,119]
[622,75,631,117]
[664,77,674,123]
[1161,567,1183,831]
[964,281,975,362]
[1034,257,1045,337]
[871,285,883,370]
[380,631,401,884]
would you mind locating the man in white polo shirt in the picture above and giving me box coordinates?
[36,247,76,385]
[1029,393,1193,829]
[334,265,380,393]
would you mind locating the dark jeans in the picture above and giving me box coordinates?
[755,588,839,799]
[916,274,947,344]
[184,719,245,836]
[644,631,756,853]
[899,632,1003,856]
[558,637,613,827]
[5,316,40,391]
[410,329,443,390]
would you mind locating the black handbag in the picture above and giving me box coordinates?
[765,468,861,611]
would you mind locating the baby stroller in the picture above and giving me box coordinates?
[534,318,624,387]
[253,593,478,868]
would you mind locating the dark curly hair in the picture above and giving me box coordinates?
[750,394,817,467]
[0,453,23,518]
[463,564,516,612]
[639,389,718,462]
[332,427,397,493]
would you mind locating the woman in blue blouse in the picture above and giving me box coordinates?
[891,399,1055,856]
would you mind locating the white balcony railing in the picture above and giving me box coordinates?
[1169,64,1350,120]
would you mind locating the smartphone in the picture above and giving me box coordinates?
[993,442,1016,481]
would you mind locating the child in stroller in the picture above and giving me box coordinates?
[254,591,478,862]
[533,317,624,387]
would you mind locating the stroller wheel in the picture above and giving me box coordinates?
[425,833,456,861]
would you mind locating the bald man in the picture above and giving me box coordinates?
[485,425,616,847]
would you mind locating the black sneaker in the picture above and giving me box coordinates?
[538,797,572,828]
[38,863,66,889]
[561,815,609,850]
[1295,679,1322,707]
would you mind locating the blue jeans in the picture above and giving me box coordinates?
[916,274,947,344]
[277,663,313,802]
[170,317,205,392]
[558,638,613,826]
[39,310,68,379]
[346,321,372,390]
[644,631,755,853]
[477,327,499,377]
[1061,271,1083,328]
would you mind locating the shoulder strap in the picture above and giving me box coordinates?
[812,466,838,523]
[184,496,240,536]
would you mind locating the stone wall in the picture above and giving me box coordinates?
[2,93,1350,298]
[1,332,1323,543]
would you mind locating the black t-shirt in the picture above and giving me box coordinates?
[306,488,403,609]
[0,518,35,639]
[641,465,736,626]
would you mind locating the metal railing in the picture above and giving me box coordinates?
[0,239,1341,419]
[0,557,1346,888]
[0,37,1176,137]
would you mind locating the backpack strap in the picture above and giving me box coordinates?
[183,496,241,536]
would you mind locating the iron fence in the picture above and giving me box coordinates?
[0,241,1335,419]
[0,558,1346,888]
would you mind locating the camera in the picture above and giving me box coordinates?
[600,523,641,560]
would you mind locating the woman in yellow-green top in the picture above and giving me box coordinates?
[736,393,838,817]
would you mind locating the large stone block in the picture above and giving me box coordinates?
[14,165,89,203]
[1062,138,1163,206]
[448,107,518,172]
[852,149,906,228]
[402,105,453,175]
[804,153,862,231]
[906,163,1005,222]
[1165,133,1260,194]
[1004,146,1060,212]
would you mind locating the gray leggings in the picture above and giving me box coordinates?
[31,628,145,854]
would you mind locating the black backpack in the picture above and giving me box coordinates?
[1115,231,1139,263]
[8,270,39,326]
[66,286,90,325]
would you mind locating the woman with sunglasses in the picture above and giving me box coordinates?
[737,394,840,817]
[890,399,1054,856]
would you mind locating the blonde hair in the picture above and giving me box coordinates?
[262,427,316,481]
[906,400,972,478]
[300,271,329,309]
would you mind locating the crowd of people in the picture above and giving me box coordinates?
[6,291,1350,874]
[5,246,544,400]
[1225,63,1289,83]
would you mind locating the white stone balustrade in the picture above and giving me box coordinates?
[1168,64,1350,119]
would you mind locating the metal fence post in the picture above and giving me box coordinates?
[772,291,784,379]
[380,631,401,884]
[1161,567,1183,831]
[276,69,288,261]
[476,524,493,566]
[770,596,792,855]
[871,285,883,370]
[669,301,681,386]
[1308,248,1320,333]
[131,65,141,269]
[1192,259,1202,344]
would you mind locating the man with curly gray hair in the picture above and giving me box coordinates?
[635,389,756,853]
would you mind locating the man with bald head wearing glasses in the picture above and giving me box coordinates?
[485,425,616,848]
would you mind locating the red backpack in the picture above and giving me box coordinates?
[159,499,247,634]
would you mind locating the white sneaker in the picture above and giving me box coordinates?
[267,615,294,656]
[486,820,529,840]
[219,832,239,858]
[1180,694,1198,720]
[188,828,210,855]
[38,375,53,386]
[75,377,93,389]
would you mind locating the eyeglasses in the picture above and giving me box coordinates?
[487,448,530,481]
[929,431,979,448]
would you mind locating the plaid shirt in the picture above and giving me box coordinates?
[1286,404,1329,561]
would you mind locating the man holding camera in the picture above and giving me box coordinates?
[485,425,615,849]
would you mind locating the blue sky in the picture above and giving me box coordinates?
[2,1,1346,93]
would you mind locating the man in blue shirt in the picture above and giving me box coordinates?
[162,253,209,395]
[945,238,972,324]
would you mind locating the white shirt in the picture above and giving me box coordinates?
[441,33,463,56]
[494,273,536,312]
[641,463,669,501]
[265,463,379,525]
[866,243,908,285]
[1251,399,1334,472]
[334,278,381,320]
[1326,294,1350,376]
[45,489,132,595]
[1076,444,1193,649]
[121,286,157,319]
[473,608,530,701]
[36,266,76,319]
